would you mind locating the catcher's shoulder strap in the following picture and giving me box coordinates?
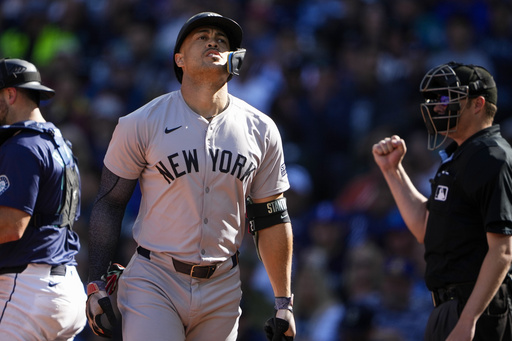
[0,121,80,229]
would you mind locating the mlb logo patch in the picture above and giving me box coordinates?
[0,175,9,196]
[435,185,448,201]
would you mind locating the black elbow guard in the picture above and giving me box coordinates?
[246,197,291,235]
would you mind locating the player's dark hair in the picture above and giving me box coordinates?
[18,87,40,106]
[485,101,497,120]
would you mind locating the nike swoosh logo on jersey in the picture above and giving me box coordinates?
[165,126,182,134]
[48,282,61,287]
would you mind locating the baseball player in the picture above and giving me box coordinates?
[0,58,86,340]
[372,62,512,340]
[86,12,296,341]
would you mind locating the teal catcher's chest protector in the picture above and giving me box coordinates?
[0,121,80,229]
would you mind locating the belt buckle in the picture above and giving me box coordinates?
[190,264,216,279]
[190,264,201,278]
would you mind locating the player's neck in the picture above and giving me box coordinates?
[7,107,45,125]
[181,83,229,120]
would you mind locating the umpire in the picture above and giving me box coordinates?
[372,62,512,341]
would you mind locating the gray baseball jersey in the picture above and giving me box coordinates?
[104,90,289,264]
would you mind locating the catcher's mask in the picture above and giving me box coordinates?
[0,58,55,100]
[419,62,497,150]
[173,12,244,83]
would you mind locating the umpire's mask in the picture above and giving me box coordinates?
[419,62,497,150]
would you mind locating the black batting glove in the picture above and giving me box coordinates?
[264,296,296,341]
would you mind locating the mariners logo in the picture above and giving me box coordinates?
[0,175,9,196]
[434,185,448,201]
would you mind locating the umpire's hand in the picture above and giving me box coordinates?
[264,309,296,341]
[372,135,407,172]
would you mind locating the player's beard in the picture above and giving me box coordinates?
[0,97,9,126]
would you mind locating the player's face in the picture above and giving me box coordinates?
[431,95,450,115]
[176,26,231,78]
[445,97,471,137]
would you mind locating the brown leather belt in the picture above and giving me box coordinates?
[137,246,238,279]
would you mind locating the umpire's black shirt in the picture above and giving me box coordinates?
[425,125,512,290]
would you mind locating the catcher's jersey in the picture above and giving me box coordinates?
[104,90,289,264]
[0,123,81,268]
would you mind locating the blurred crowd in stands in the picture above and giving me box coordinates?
[2,0,512,340]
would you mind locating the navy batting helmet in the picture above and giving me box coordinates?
[173,12,243,83]
[0,58,55,100]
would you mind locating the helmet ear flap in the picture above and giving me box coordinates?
[227,49,246,76]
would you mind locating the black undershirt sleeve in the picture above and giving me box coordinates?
[88,166,138,282]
